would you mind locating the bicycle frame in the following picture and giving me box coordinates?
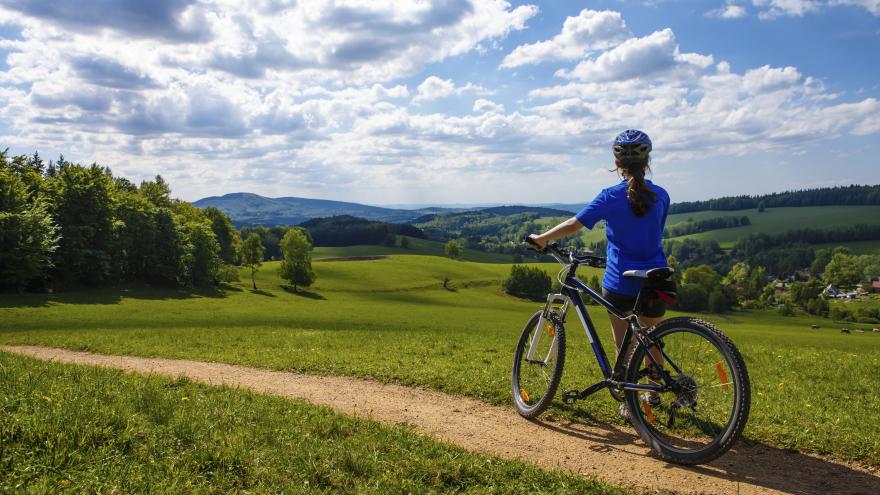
[544,260,677,401]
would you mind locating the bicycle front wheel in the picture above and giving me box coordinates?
[624,317,750,465]
[512,311,565,419]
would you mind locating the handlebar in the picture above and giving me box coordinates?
[524,237,606,268]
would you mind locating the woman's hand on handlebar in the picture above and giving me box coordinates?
[526,234,547,251]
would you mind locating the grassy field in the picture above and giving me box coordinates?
[2,255,879,467]
[557,205,880,250]
[0,352,629,494]
[313,236,518,263]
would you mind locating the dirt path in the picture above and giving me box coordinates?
[4,345,878,495]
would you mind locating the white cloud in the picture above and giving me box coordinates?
[706,3,749,18]
[473,98,504,113]
[556,29,713,83]
[500,9,631,68]
[0,2,876,204]
[414,76,456,103]
[830,0,880,15]
[412,76,493,103]
[752,0,879,18]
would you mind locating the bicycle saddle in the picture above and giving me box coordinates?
[622,267,674,279]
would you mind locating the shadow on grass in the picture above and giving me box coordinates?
[281,286,326,300]
[249,289,277,297]
[532,415,880,495]
[0,284,233,308]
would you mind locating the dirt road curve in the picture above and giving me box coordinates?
[4,345,878,495]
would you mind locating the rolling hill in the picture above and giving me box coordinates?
[193,192,428,226]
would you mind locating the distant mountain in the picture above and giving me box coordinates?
[479,205,575,217]
[193,193,425,226]
[538,203,582,214]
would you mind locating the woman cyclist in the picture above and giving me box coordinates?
[528,129,671,418]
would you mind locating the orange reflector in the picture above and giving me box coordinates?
[641,398,656,424]
[545,323,555,337]
[715,362,730,391]
[520,388,530,402]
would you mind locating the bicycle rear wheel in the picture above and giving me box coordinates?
[624,317,750,465]
[512,311,565,418]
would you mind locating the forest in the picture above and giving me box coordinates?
[668,184,880,214]
[0,150,245,291]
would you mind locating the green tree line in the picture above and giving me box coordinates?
[669,184,880,214]
[1,150,243,291]
[664,215,750,238]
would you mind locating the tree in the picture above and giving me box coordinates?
[445,240,462,260]
[51,163,116,285]
[503,265,551,300]
[241,233,265,289]
[823,252,863,286]
[383,233,397,247]
[682,265,722,293]
[279,228,316,291]
[778,299,796,316]
[399,236,410,249]
[0,168,59,290]
[151,208,185,285]
[204,207,240,264]
[676,284,708,311]
[708,288,728,313]
[184,223,221,286]
[140,175,172,208]
[757,201,766,213]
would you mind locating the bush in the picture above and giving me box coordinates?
[217,264,240,283]
[829,306,854,322]
[444,240,462,260]
[708,288,728,313]
[778,300,796,317]
[677,284,708,311]
[503,265,551,301]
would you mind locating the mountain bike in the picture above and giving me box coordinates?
[512,239,750,465]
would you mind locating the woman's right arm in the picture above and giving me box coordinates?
[528,217,584,249]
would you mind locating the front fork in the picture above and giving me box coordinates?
[525,293,569,364]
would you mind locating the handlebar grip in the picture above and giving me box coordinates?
[524,236,545,252]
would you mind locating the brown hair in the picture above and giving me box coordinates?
[615,157,656,217]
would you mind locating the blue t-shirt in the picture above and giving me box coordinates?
[575,180,670,296]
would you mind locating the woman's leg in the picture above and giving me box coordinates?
[608,313,664,365]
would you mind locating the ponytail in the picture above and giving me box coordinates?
[616,159,656,217]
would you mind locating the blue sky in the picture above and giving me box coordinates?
[0,0,878,206]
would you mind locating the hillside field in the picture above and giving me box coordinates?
[551,205,880,250]
[2,254,879,469]
[312,235,517,263]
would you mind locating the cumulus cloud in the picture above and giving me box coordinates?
[412,76,492,103]
[500,9,631,68]
[0,0,212,42]
[752,0,879,18]
[706,3,749,18]
[71,55,159,89]
[556,29,713,83]
[0,2,876,203]
[473,98,504,113]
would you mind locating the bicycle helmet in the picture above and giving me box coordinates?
[613,129,652,161]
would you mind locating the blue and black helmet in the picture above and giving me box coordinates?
[613,129,652,161]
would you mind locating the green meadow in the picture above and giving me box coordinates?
[0,351,628,494]
[563,205,880,250]
[313,236,518,263]
[2,254,879,468]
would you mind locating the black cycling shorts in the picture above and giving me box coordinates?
[602,287,666,318]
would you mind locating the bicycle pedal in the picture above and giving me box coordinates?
[562,389,580,404]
